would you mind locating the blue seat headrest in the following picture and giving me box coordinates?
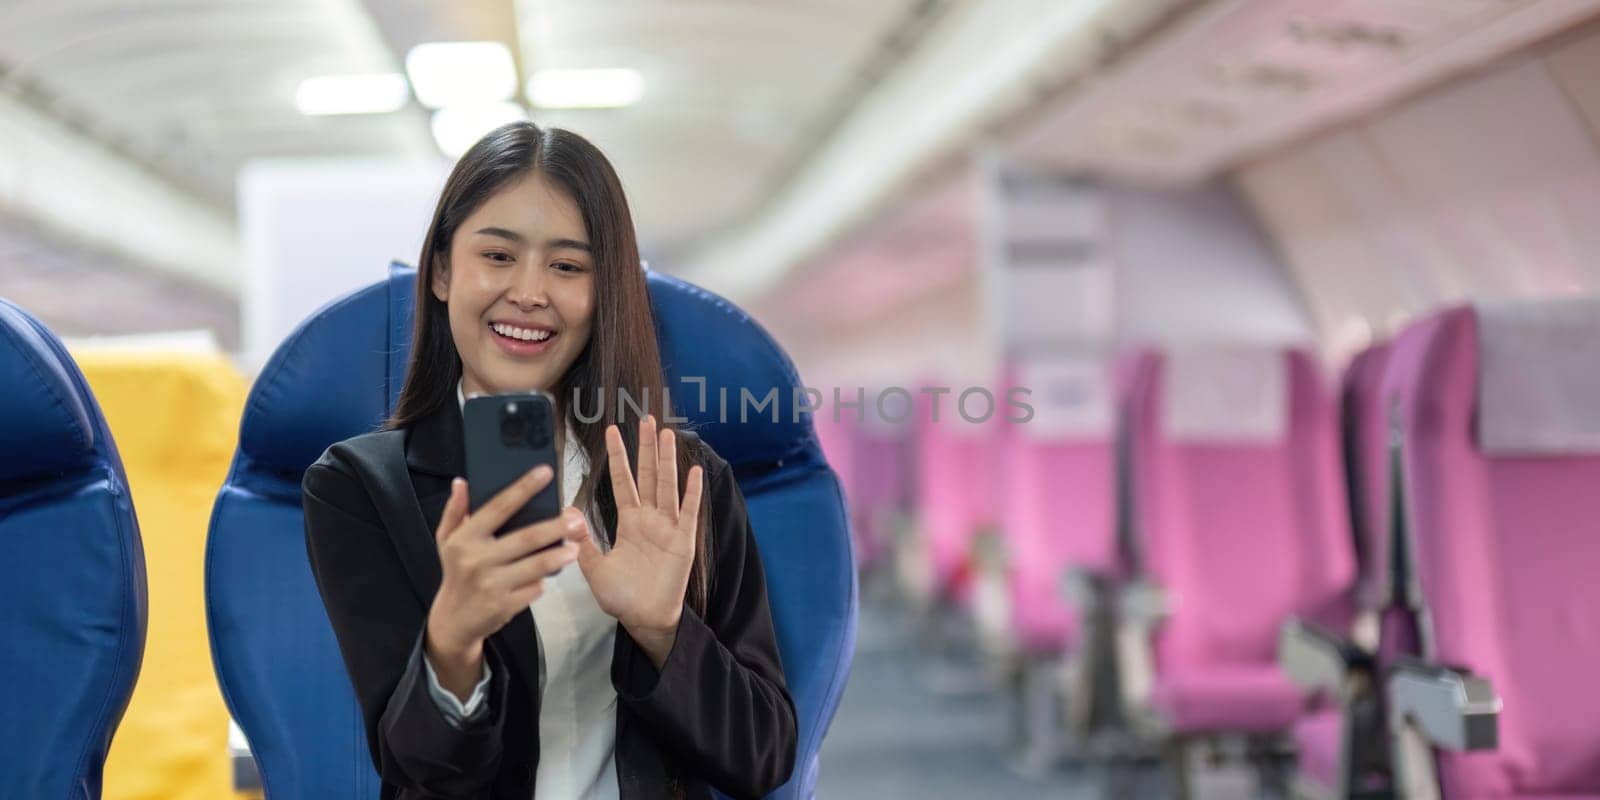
[0,298,95,482]
[236,264,818,482]
[236,263,413,480]
[646,271,818,475]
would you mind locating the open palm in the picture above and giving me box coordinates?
[573,415,703,635]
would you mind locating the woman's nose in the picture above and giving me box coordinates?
[506,264,548,309]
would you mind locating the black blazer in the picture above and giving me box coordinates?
[301,401,798,799]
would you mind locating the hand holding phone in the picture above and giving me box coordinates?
[425,469,582,697]
[425,392,580,696]
[463,392,562,535]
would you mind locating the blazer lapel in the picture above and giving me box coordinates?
[402,402,545,711]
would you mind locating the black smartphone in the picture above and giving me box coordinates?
[462,392,561,537]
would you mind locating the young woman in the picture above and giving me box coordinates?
[302,121,797,800]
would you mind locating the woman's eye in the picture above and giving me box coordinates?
[553,261,586,273]
[483,252,513,264]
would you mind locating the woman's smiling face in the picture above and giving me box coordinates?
[433,170,596,398]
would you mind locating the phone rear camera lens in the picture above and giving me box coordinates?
[527,416,552,447]
[501,412,529,446]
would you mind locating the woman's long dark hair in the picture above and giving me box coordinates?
[388,121,712,615]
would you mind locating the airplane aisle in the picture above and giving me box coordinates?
[820,596,1291,799]
[817,598,1098,800]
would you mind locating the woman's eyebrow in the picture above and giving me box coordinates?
[473,227,590,253]
[474,226,526,244]
[547,237,592,253]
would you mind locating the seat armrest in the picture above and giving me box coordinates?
[1107,577,1167,729]
[972,527,1007,571]
[1117,578,1169,626]
[1279,618,1373,693]
[229,720,262,792]
[1059,566,1113,612]
[1386,658,1500,751]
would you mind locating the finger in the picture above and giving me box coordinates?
[637,415,658,508]
[562,506,591,543]
[501,540,578,586]
[572,525,605,578]
[507,580,545,610]
[436,478,468,545]
[464,465,554,538]
[486,508,584,564]
[656,426,678,519]
[677,465,705,535]
[605,425,641,509]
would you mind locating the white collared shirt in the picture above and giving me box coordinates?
[422,381,620,799]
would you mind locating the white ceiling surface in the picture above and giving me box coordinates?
[680,0,1187,302]
[0,0,434,205]
[0,0,435,298]
[760,172,977,328]
[4,0,1600,330]
[0,214,239,347]
[0,0,936,302]
[754,171,980,381]
[512,0,928,259]
[1012,0,1600,184]
[1237,33,1600,362]
[0,88,240,293]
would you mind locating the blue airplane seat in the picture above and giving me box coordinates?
[0,298,147,798]
[648,271,859,800]
[206,262,856,798]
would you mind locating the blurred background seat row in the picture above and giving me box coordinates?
[817,295,1600,798]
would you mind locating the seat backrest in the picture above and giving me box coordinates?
[0,298,147,798]
[648,270,858,800]
[206,263,856,799]
[914,381,1005,605]
[999,354,1117,652]
[1119,346,1354,671]
[1386,301,1600,795]
[1340,343,1394,612]
[77,350,248,800]
[844,410,913,571]
[812,407,855,512]
[1333,342,1424,665]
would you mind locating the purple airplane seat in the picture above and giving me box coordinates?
[1114,346,1356,793]
[981,353,1120,760]
[913,379,1005,611]
[1282,341,1422,799]
[1382,299,1600,798]
[998,354,1118,657]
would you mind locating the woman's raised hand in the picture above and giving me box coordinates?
[572,415,704,667]
[425,467,583,698]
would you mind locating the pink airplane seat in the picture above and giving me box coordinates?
[1283,341,1418,798]
[999,354,1118,656]
[1293,710,1345,796]
[914,382,1005,609]
[1116,346,1355,741]
[1382,300,1600,799]
[813,406,855,493]
[813,409,866,564]
[852,412,914,574]
[959,357,1120,764]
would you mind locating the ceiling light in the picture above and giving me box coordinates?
[430,102,527,158]
[527,68,643,109]
[295,73,409,116]
[406,41,517,109]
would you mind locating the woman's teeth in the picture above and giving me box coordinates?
[491,322,553,342]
